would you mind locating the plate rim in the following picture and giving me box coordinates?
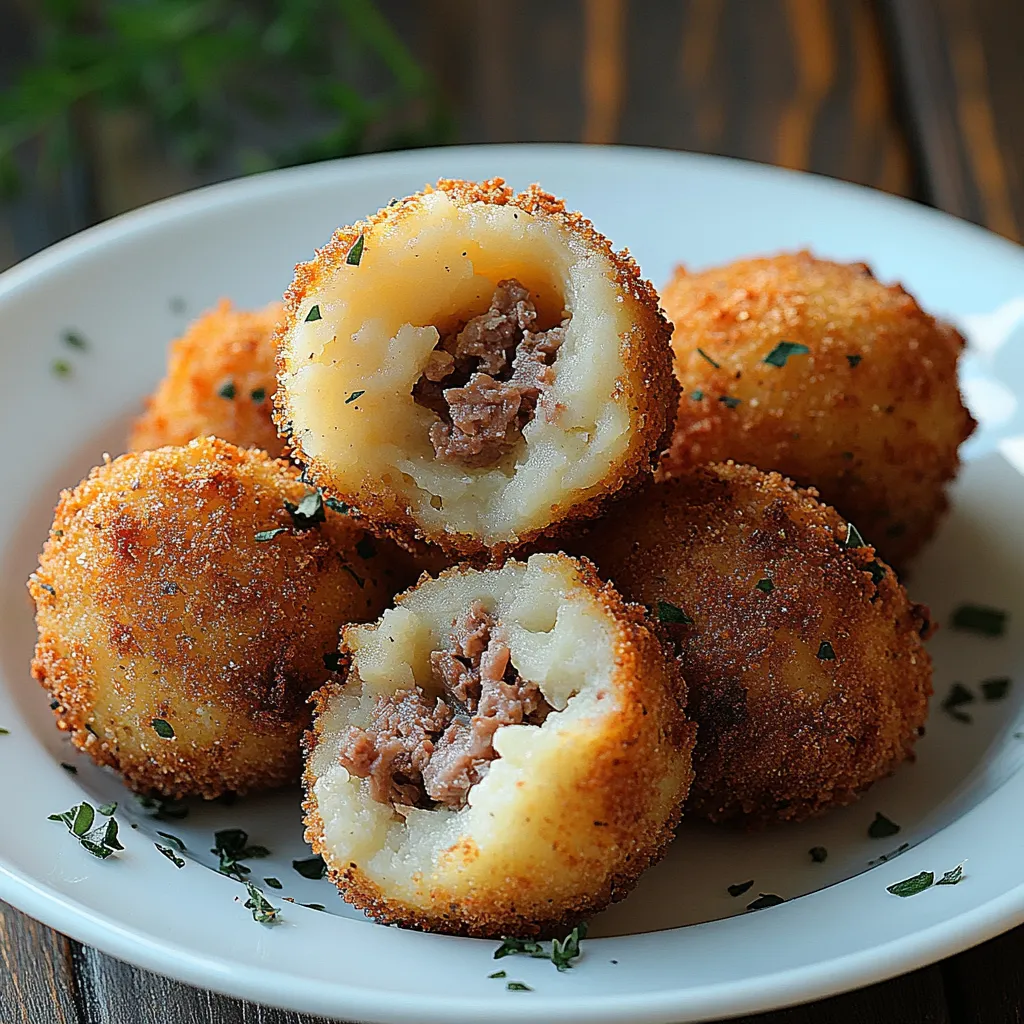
[2,141,1024,1023]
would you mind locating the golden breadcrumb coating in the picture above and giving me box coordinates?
[275,178,677,557]
[303,553,695,937]
[570,462,933,825]
[29,437,403,799]
[130,300,285,456]
[660,252,976,569]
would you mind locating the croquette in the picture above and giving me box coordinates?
[275,178,678,557]
[130,300,285,456]
[570,462,933,825]
[660,252,976,568]
[29,437,401,799]
[303,552,696,937]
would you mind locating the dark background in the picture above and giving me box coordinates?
[2,1,1023,1022]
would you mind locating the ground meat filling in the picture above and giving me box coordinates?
[338,600,551,809]
[413,279,568,467]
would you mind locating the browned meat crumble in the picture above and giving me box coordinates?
[413,279,567,466]
[338,600,551,809]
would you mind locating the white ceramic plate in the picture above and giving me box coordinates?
[2,144,1023,1024]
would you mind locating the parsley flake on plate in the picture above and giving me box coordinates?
[747,893,785,911]
[951,604,1008,637]
[817,640,837,661]
[982,677,1011,701]
[0,727,8,735]
[869,842,910,867]
[728,880,754,897]
[887,871,933,897]
[218,380,236,400]
[345,390,365,404]
[62,330,88,350]
[846,354,862,368]
[211,828,270,880]
[292,855,327,880]
[48,801,123,859]
[60,762,77,774]
[755,578,774,594]
[155,844,185,868]
[250,387,266,403]
[868,812,901,839]
[942,682,975,723]
[763,341,810,367]
[305,304,322,322]
[135,793,189,820]
[488,970,507,979]
[156,831,184,851]
[52,359,72,378]
[506,982,532,992]
[264,877,283,889]
[841,522,867,549]
[937,863,965,886]
[243,883,280,924]
[809,846,828,863]
[493,924,587,971]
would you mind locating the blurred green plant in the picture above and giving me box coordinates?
[0,0,451,196]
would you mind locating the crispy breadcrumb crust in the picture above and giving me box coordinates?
[274,178,678,557]
[130,300,286,456]
[570,462,934,826]
[302,555,696,937]
[660,252,976,569]
[29,437,401,799]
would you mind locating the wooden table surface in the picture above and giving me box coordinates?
[2,1,1023,1021]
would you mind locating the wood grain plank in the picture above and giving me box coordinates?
[71,943,335,1024]
[881,0,1023,240]
[941,927,1024,1024]
[0,902,79,1024]
[616,0,912,195]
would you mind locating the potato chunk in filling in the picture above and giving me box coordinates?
[338,600,551,809]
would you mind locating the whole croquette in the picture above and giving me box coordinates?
[130,300,285,456]
[29,437,402,799]
[275,178,678,557]
[303,552,696,937]
[660,252,976,569]
[570,462,933,826]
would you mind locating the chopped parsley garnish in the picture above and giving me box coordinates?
[755,578,774,594]
[868,812,901,839]
[250,387,266,403]
[264,877,283,889]
[937,863,965,885]
[255,528,288,542]
[494,924,587,971]
[817,640,837,661]
[40,582,56,596]
[696,347,720,368]
[325,496,350,514]
[951,604,1007,637]
[488,970,506,979]
[728,879,754,897]
[690,389,704,401]
[135,793,189,820]
[866,560,886,586]
[887,871,933,897]
[657,601,693,625]
[97,803,116,816]
[243,883,280,924]
[155,844,185,868]
[763,341,810,367]
[942,682,975,723]
[809,846,828,863]
[719,395,742,409]
[0,727,8,735]
[285,490,326,530]
[292,855,327,880]
[982,677,1011,701]
[50,700,60,710]
[151,718,174,739]
[211,828,270,880]
[506,982,532,992]
[345,390,365,404]
[846,354,862,368]
[62,330,88,350]
[156,830,184,850]
[305,304,322,322]
[52,359,71,377]
[346,234,365,266]
[304,903,326,911]
[60,762,77,774]
[217,380,236,400]
[747,893,785,911]
[869,842,910,867]
[842,522,867,549]
[48,802,123,859]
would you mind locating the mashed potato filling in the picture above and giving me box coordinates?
[309,554,617,896]
[281,190,634,544]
